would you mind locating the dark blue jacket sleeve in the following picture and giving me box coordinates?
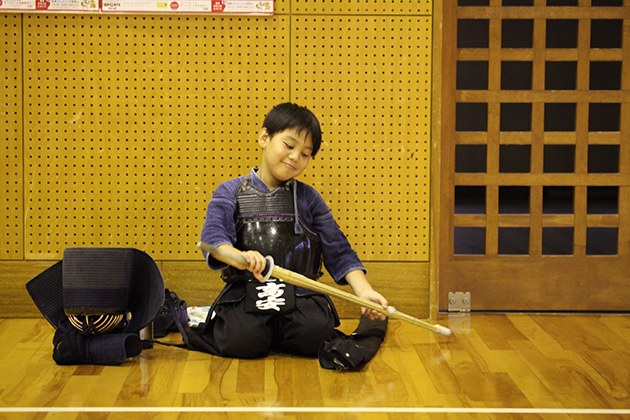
[199,176,244,270]
[297,183,365,285]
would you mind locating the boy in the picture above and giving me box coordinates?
[189,103,388,367]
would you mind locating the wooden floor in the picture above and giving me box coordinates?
[1,314,630,420]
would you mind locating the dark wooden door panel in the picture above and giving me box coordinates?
[441,257,630,311]
[439,2,630,312]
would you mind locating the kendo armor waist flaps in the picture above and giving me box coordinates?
[220,178,323,287]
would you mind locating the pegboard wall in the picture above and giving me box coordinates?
[22,14,290,260]
[291,0,431,14]
[1,14,23,260]
[293,16,432,260]
[3,0,433,262]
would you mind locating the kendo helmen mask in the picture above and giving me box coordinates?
[26,247,165,365]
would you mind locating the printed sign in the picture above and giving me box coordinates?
[0,0,98,11]
[0,0,272,13]
[101,0,273,13]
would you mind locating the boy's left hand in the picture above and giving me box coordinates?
[358,290,389,321]
[345,270,389,320]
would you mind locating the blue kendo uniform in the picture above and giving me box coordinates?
[190,170,339,358]
[188,168,387,368]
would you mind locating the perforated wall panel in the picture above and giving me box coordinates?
[292,0,431,15]
[1,14,23,260]
[9,5,433,263]
[23,15,290,260]
[293,16,432,261]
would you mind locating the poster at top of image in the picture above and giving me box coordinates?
[0,0,98,11]
[101,0,274,13]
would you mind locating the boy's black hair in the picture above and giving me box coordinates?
[262,102,322,157]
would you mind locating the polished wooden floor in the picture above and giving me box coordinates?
[1,314,630,419]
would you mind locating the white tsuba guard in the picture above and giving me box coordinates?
[262,255,275,282]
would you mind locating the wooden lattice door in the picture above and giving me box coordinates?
[438,0,630,311]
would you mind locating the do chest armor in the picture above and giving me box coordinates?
[221,179,323,286]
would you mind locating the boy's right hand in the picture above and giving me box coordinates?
[214,245,268,282]
[241,250,267,282]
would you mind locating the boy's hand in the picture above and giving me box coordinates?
[358,290,389,321]
[344,270,389,320]
[212,245,268,282]
[241,250,267,282]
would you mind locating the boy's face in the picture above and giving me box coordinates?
[257,127,313,189]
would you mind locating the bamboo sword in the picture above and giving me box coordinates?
[196,241,452,337]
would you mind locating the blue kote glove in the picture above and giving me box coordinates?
[52,320,142,365]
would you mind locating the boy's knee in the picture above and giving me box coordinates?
[222,340,270,359]
[277,319,334,357]
[213,315,272,359]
